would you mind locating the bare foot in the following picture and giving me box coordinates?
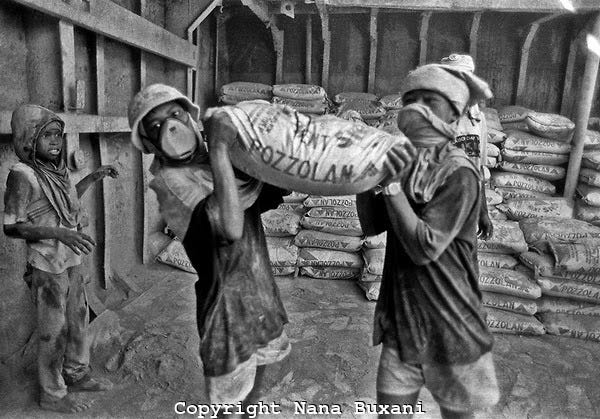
[69,375,113,392]
[40,394,91,413]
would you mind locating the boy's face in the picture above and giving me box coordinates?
[402,89,458,123]
[36,121,64,163]
[142,101,189,143]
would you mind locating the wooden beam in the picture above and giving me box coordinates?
[561,31,585,116]
[316,0,331,92]
[469,11,483,63]
[187,0,223,36]
[59,21,80,173]
[272,26,285,84]
[0,112,129,135]
[10,0,196,67]
[241,0,273,24]
[368,8,379,93]
[305,15,313,84]
[419,12,432,66]
[564,13,600,199]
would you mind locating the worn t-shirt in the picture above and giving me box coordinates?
[182,184,288,377]
[3,163,81,274]
[451,104,488,170]
[373,168,493,365]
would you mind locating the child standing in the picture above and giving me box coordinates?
[3,104,117,413]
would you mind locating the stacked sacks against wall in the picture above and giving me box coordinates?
[575,129,600,225]
[219,81,273,105]
[358,232,387,301]
[518,218,600,342]
[334,92,387,127]
[294,195,364,280]
[271,84,330,115]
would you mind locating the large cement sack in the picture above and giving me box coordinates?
[303,195,356,208]
[486,189,503,206]
[579,168,600,188]
[488,128,507,144]
[496,161,566,181]
[155,239,196,274]
[334,91,378,104]
[294,230,363,252]
[519,251,600,285]
[478,252,520,270]
[503,130,571,154]
[519,217,600,244]
[206,101,411,195]
[363,248,386,276]
[487,143,500,157]
[485,156,498,168]
[364,232,387,249]
[540,313,600,342]
[537,277,600,303]
[481,291,538,315]
[266,236,299,267]
[501,148,569,165]
[575,201,600,225]
[582,151,600,171]
[305,206,359,219]
[272,96,327,114]
[283,191,309,203]
[276,202,304,213]
[482,107,503,131]
[272,266,296,276]
[478,267,541,299]
[357,280,380,301]
[495,187,551,200]
[297,248,364,268]
[584,129,600,149]
[336,99,386,120]
[301,216,363,236]
[220,81,273,100]
[496,198,573,221]
[491,172,556,195]
[525,111,575,141]
[487,205,508,220]
[220,94,253,105]
[300,266,361,280]
[498,105,530,123]
[361,270,383,282]
[577,183,600,207]
[477,220,528,254]
[484,307,545,335]
[537,296,600,316]
[272,84,326,101]
[548,242,600,274]
[378,94,403,110]
[261,209,302,236]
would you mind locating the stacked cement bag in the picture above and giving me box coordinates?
[295,195,364,280]
[575,130,600,225]
[334,92,386,126]
[518,217,600,342]
[357,232,387,301]
[271,84,329,115]
[219,81,273,105]
[477,219,545,335]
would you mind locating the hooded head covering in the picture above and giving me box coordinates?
[11,104,81,228]
[128,83,201,154]
[441,53,475,73]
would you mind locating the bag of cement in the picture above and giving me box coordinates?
[272,96,328,114]
[206,101,411,195]
[297,247,364,268]
[375,110,402,135]
[503,130,571,154]
[537,296,600,316]
[219,94,253,105]
[363,248,386,276]
[584,129,600,149]
[577,183,600,207]
[276,202,304,213]
[283,191,309,203]
[306,206,359,219]
[486,189,503,206]
[485,156,498,168]
[548,242,600,274]
[334,91,378,104]
[482,107,503,131]
[266,236,299,267]
[487,205,508,220]
[502,121,530,132]
[520,251,600,284]
[491,172,556,195]
[483,166,491,182]
[294,230,363,252]
[487,143,500,157]
[336,99,386,120]
[525,111,575,141]
[361,270,383,282]
[537,276,600,303]
[363,232,387,249]
[582,151,600,171]
[357,280,380,301]
[477,220,528,254]
[488,128,507,144]
[261,209,302,236]
[221,82,273,100]
[575,201,600,225]
[155,238,196,274]
[272,266,296,276]
[501,148,569,165]
[496,198,573,221]
[273,84,326,101]
[481,291,538,315]
[485,307,545,335]
[498,105,530,123]
[496,161,565,181]
[579,168,600,188]
[378,94,403,110]
[301,216,363,236]
[303,195,356,208]
[540,312,600,342]
[496,187,551,200]
[519,217,600,244]
[478,267,541,299]
[300,266,361,280]
[478,252,519,270]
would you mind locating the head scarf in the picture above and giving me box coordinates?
[11,104,81,228]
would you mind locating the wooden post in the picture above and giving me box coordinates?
[305,15,312,84]
[368,8,379,94]
[469,12,483,63]
[561,31,584,116]
[564,14,600,199]
[271,25,284,84]
[316,0,330,92]
[419,12,432,66]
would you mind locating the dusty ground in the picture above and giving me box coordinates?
[1,263,600,419]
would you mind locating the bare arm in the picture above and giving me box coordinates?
[3,223,95,255]
[76,165,119,198]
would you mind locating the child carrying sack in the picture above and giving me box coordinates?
[204,101,410,195]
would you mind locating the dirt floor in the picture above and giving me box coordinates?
[1,263,600,419]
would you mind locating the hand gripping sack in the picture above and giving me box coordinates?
[205,101,410,195]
